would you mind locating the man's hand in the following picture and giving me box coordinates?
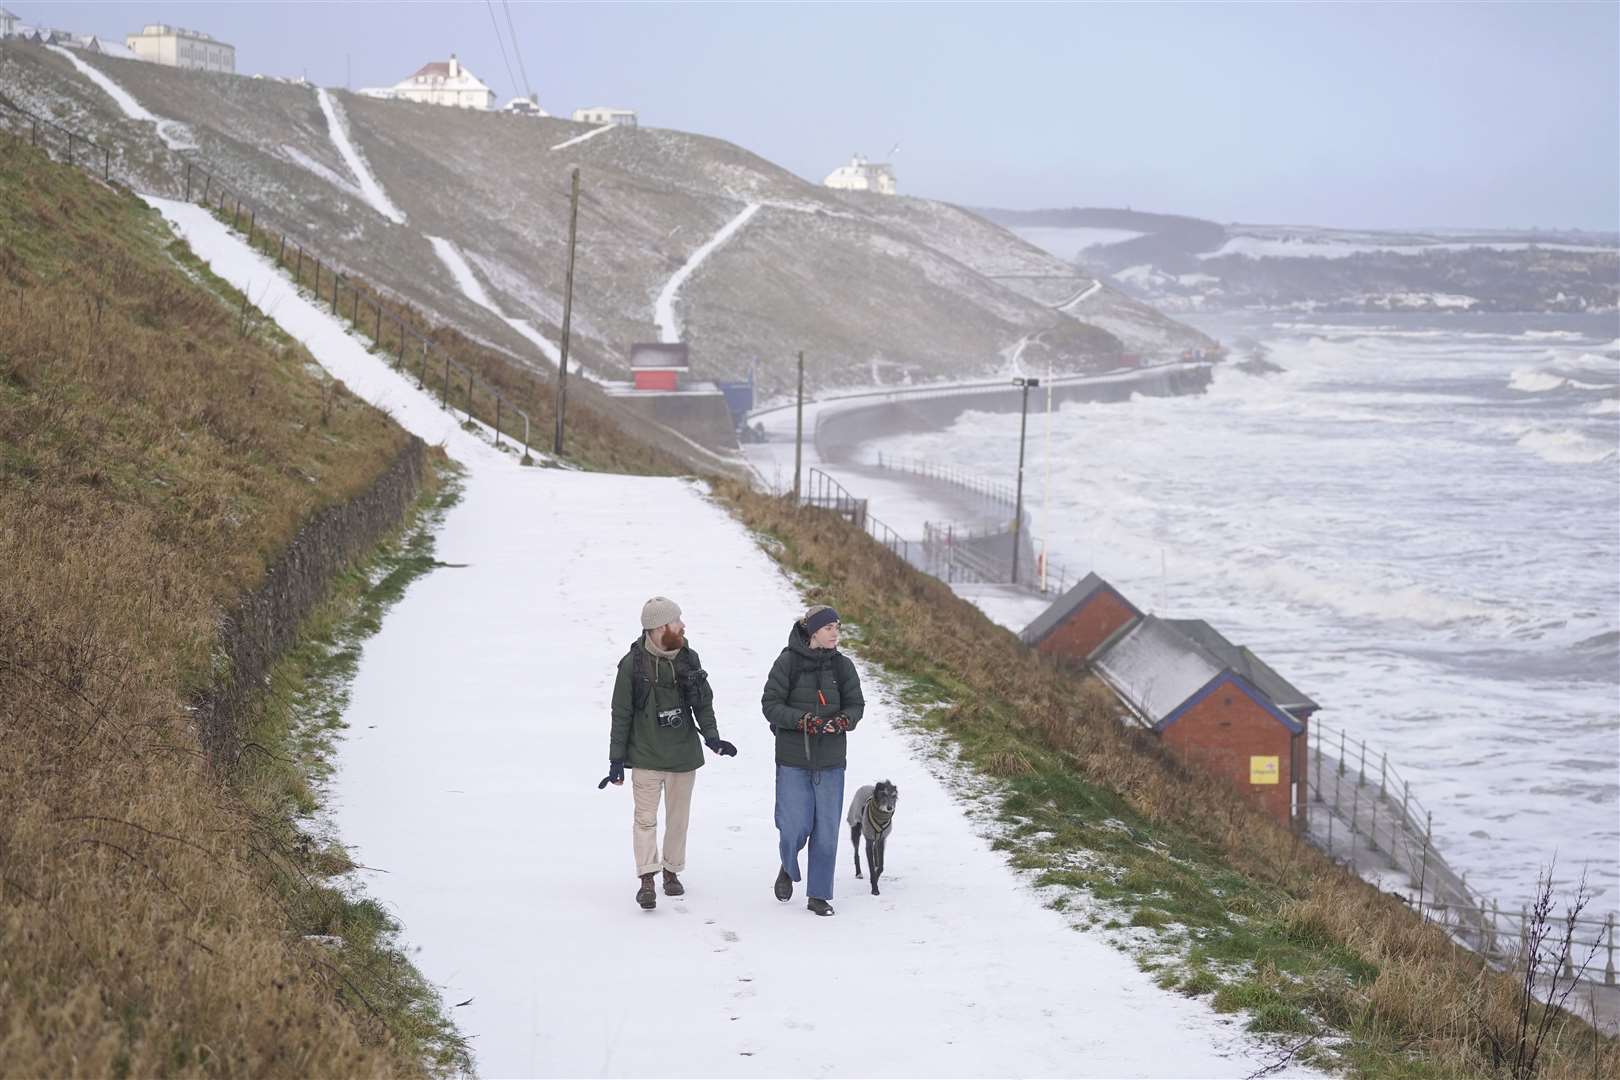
[706,738,738,757]
[597,759,625,789]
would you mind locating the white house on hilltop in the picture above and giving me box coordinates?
[363,54,495,110]
[125,24,235,73]
[571,106,637,127]
[823,153,896,195]
[0,9,19,38]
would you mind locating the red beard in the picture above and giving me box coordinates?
[659,627,686,651]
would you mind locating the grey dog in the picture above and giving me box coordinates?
[846,780,899,895]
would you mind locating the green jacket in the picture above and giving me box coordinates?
[609,638,719,772]
[760,622,864,770]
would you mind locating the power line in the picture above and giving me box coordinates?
[483,0,520,100]
[501,0,534,101]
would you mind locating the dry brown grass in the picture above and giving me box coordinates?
[717,480,1617,1078]
[0,137,439,1073]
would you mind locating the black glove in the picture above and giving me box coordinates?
[706,738,737,757]
[597,759,625,789]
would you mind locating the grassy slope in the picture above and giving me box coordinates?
[0,136,453,1073]
[715,480,1617,1079]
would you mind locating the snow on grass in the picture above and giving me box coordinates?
[425,234,606,382]
[277,143,363,200]
[315,88,406,225]
[150,192,1325,1079]
[47,45,196,151]
[550,124,613,152]
[654,201,761,343]
[1057,278,1104,313]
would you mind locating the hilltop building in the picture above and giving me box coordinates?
[823,153,896,195]
[505,94,548,117]
[0,9,18,38]
[364,55,495,110]
[125,24,235,73]
[571,106,637,127]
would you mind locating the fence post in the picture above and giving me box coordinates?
[351,285,359,325]
[1379,752,1388,798]
[313,257,321,297]
[1401,780,1411,830]
[103,145,109,182]
[331,272,339,314]
[1606,913,1615,987]
[1368,796,1380,852]
[1358,739,1366,787]
[277,234,286,266]
[1520,904,1530,971]
[202,172,210,204]
[442,354,450,405]
[295,244,303,283]
[375,300,382,342]
[66,131,74,166]
[1488,899,1500,957]
[31,117,38,146]
[1313,737,1322,801]
[1337,730,1346,777]
[185,162,192,201]
[465,371,474,421]
[232,196,240,230]
[247,208,255,244]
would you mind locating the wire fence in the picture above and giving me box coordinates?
[1,88,540,462]
[1306,720,1616,988]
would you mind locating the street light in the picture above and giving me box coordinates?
[1011,376,1039,586]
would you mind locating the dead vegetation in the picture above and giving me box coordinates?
[0,136,457,1073]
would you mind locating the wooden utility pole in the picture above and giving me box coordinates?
[793,350,805,501]
[554,167,580,457]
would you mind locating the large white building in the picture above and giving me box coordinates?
[0,9,18,38]
[571,106,637,127]
[823,153,897,196]
[366,55,495,110]
[125,24,235,73]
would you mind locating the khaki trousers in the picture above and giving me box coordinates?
[631,768,696,876]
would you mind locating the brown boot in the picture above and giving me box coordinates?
[662,869,685,896]
[636,873,656,910]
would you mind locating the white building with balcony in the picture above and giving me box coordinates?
[823,153,897,195]
[571,106,637,127]
[365,54,495,110]
[125,24,235,73]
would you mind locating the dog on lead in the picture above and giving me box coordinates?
[846,780,899,895]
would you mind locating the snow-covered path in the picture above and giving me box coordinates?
[47,45,196,151]
[315,88,407,225]
[551,124,614,152]
[654,202,761,343]
[152,198,1319,1079]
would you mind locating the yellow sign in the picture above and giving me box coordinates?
[1249,756,1280,785]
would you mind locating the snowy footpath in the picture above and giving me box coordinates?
[150,197,1320,1078]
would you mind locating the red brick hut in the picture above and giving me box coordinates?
[629,342,689,392]
[1091,614,1313,827]
[1019,572,1143,661]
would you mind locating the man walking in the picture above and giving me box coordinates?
[602,597,736,910]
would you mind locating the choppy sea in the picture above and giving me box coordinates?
[865,312,1620,921]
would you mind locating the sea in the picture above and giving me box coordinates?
[863,311,1620,923]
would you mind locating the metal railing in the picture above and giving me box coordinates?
[801,469,920,565]
[1306,721,1616,988]
[875,452,1018,510]
[0,87,539,462]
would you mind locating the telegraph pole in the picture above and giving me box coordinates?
[793,349,805,501]
[1011,376,1040,586]
[554,167,579,456]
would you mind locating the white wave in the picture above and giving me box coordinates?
[1514,427,1618,465]
[1508,368,1569,393]
[1522,330,1585,341]
[1592,399,1620,415]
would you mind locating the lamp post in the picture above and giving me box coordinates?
[1011,376,1039,586]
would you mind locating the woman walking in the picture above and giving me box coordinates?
[761,604,864,916]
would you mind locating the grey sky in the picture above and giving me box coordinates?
[12,1,1619,229]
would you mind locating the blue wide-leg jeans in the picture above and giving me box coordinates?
[775,764,845,901]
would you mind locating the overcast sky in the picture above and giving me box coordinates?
[13,1,1619,230]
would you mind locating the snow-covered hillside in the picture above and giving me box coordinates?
[146,190,1323,1080]
[1,41,1222,396]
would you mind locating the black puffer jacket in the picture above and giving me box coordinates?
[760,622,864,770]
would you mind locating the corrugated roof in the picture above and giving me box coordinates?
[1019,571,1138,646]
[1164,619,1318,714]
[1092,615,1224,725]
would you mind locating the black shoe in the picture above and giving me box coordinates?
[636,873,657,910]
[662,870,685,897]
[807,898,835,917]
[774,868,792,902]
